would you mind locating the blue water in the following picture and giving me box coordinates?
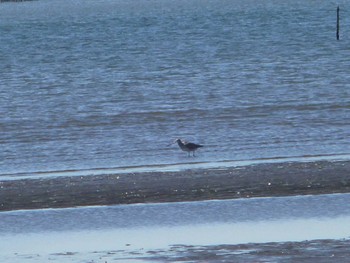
[2,193,350,234]
[1,0,350,176]
[1,193,350,262]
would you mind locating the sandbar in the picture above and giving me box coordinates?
[1,160,350,211]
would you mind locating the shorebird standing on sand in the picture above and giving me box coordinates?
[171,138,203,157]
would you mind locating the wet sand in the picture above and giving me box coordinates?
[138,239,350,262]
[1,160,350,211]
[6,238,350,263]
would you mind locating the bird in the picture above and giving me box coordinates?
[171,138,203,157]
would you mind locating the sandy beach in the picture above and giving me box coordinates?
[1,160,350,211]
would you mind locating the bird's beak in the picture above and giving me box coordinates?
[167,140,177,147]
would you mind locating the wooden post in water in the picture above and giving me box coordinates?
[337,6,340,40]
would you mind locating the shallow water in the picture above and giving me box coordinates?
[2,2,350,259]
[2,153,350,181]
[1,193,350,262]
[2,193,350,234]
[1,0,350,177]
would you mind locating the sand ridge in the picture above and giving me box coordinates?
[1,160,350,211]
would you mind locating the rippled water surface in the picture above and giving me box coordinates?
[1,0,350,176]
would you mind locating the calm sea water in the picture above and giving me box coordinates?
[1,193,350,261]
[1,0,350,176]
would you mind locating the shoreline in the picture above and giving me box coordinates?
[2,238,350,262]
[1,160,350,211]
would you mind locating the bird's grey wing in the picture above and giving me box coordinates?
[185,142,200,149]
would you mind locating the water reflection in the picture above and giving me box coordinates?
[1,216,350,255]
[1,193,350,234]
[1,193,350,257]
